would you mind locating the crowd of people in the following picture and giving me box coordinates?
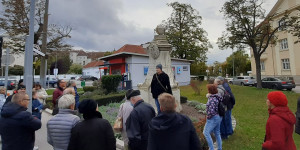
[0,64,299,150]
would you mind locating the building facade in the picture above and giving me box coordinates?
[99,44,192,89]
[70,51,105,66]
[250,0,300,84]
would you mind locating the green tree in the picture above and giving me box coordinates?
[217,0,282,88]
[68,64,83,74]
[286,9,300,43]
[49,52,72,74]
[163,2,211,62]
[9,65,24,75]
[225,50,251,76]
[190,62,207,75]
[104,51,115,56]
[0,0,72,52]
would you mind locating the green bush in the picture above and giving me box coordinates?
[101,75,122,94]
[81,92,125,106]
[83,86,97,92]
[180,96,188,104]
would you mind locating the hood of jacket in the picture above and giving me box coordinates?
[149,112,189,132]
[1,102,27,118]
[269,106,296,125]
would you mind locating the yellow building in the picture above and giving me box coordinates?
[251,0,300,84]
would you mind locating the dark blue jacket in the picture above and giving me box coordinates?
[0,102,42,150]
[148,112,201,150]
[126,100,155,150]
[223,82,235,110]
[32,99,43,120]
[74,86,80,109]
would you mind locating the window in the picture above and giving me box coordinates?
[183,66,188,71]
[260,61,265,71]
[83,61,85,65]
[279,39,288,50]
[282,59,290,70]
[278,19,286,31]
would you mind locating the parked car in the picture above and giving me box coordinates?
[34,77,58,88]
[230,76,256,86]
[0,79,17,90]
[79,75,98,81]
[257,77,296,91]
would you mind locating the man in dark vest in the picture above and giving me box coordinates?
[151,64,172,114]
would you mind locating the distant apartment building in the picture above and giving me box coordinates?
[69,50,104,66]
[250,0,300,83]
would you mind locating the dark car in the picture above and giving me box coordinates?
[259,77,296,91]
[0,80,17,90]
[79,75,98,81]
[34,77,58,88]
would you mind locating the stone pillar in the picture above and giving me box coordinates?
[138,25,182,112]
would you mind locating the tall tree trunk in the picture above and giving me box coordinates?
[254,54,262,89]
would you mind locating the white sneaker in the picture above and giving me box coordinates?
[33,146,39,150]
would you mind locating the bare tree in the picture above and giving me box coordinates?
[0,0,72,52]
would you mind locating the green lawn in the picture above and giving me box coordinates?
[180,82,300,150]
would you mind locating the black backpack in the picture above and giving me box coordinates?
[218,100,226,117]
[218,87,231,107]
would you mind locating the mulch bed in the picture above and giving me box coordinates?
[180,103,206,121]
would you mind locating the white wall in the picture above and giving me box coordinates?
[126,55,191,89]
[82,67,100,78]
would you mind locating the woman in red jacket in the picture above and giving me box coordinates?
[262,91,296,150]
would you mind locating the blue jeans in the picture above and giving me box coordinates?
[155,98,161,114]
[203,115,222,150]
[220,110,233,138]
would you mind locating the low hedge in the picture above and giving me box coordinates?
[83,86,97,92]
[83,93,125,106]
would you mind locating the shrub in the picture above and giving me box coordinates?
[101,75,122,94]
[83,86,97,92]
[180,96,188,104]
[193,118,209,150]
[81,92,125,106]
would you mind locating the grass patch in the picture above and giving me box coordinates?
[180,82,300,150]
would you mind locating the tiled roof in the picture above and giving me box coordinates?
[86,52,105,60]
[83,61,104,68]
[114,44,146,54]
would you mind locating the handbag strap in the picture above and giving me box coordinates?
[156,74,167,92]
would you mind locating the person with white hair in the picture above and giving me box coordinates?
[126,90,155,150]
[216,76,235,139]
[0,92,41,150]
[47,94,80,150]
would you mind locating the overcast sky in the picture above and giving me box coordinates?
[1,0,277,64]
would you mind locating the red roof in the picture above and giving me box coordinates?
[83,61,104,68]
[114,44,146,54]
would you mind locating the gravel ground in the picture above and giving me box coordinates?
[180,103,205,121]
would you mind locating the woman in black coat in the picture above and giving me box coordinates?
[68,99,116,150]
[296,96,300,135]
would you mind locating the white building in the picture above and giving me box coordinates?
[82,61,105,78]
[98,44,192,89]
[70,51,92,66]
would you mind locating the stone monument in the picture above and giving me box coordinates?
[138,25,182,112]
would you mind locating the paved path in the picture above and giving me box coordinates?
[293,86,300,93]
[35,112,53,150]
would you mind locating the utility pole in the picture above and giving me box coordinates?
[4,48,9,95]
[40,0,49,89]
[232,49,235,77]
[24,0,36,113]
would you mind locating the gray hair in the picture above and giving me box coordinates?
[63,87,75,95]
[130,95,141,101]
[58,94,75,109]
[11,92,27,104]
[214,78,222,85]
